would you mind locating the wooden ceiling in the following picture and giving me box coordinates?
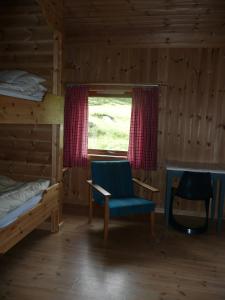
[64,0,225,47]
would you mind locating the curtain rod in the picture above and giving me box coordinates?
[66,82,160,88]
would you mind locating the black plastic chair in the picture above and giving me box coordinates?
[169,171,213,235]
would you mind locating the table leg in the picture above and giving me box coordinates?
[165,171,173,226]
[210,177,218,224]
[217,175,225,232]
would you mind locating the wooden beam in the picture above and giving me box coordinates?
[53,31,63,96]
[37,0,64,33]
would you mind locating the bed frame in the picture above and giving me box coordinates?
[0,182,62,254]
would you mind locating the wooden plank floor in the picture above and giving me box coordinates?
[0,214,225,300]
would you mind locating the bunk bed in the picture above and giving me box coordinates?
[0,0,64,254]
[0,48,63,255]
[0,121,63,255]
[0,177,61,254]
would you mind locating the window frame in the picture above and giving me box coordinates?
[88,148,127,157]
[87,92,131,157]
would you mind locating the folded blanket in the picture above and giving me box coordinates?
[0,179,50,220]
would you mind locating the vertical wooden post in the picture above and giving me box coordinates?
[51,124,58,184]
[51,125,63,223]
[51,124,63,183]
[58,124,64,182]
[53,30,63,96]
[51,209,60,233]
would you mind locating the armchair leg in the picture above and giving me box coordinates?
[150,212,155,237]
[104,216,109,241]
[88,184,93,224]
[104,199,109,241]
[89,198,93,224]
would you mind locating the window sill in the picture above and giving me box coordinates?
[88,153,127,160]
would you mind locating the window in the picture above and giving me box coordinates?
[88,97,132,154]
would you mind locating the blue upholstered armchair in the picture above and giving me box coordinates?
[87,160,159,240]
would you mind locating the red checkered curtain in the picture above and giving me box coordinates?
[63,86,88,167]
[128,87,159,170]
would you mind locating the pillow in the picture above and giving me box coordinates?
[0,81,47,95]
[15,73,46,84]
[0,70,28,83]
[0,82,31,93]
[38,84,47,92]
[22,83,47,95]
[31,91,46,97]
[0,82,37,95]
[0,175,16,187]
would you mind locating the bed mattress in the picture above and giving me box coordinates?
[0,176,50,229]
[0,193,43,228]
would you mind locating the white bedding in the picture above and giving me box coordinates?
[0,88,45,101]
[0,193,43,228]
[0,176,50,221]
[0,70,47,101]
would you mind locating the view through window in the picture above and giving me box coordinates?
[88,97,132,152]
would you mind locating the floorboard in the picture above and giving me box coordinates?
[0,214,225,300]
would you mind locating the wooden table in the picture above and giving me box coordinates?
[165,161,225,232]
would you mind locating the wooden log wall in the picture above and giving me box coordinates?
[63,46,225,217]
[0,93,64,184]
[0,124,63,183]
[0,0,55,91]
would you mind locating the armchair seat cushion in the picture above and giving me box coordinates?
[106,197,155,217]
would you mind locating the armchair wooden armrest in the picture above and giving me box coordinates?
[62,167,69,174]
[87,180,111,198]
[132,178,159,193]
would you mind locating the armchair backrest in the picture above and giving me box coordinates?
[91,160,134,203]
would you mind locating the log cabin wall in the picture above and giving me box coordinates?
[0,93,64,183]
[0,0,55,91]
[63,47,225,216]
[0,124,62,183]
[63,0,225,217]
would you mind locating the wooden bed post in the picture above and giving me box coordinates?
[51,208,60,233]
[51,124,63,223]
